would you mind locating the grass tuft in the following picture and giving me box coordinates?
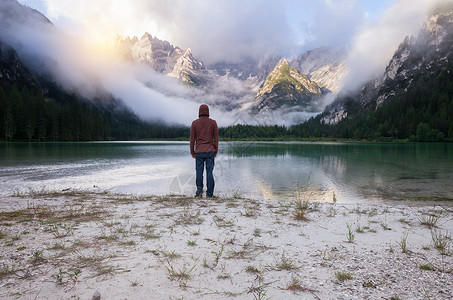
[419,212,442,229]
[419,264,434,271]
[397,232,409,253]
[283,276,318,294]
[431,229,452,254]
[173,210,204,226]
[346,223,355,243]
[165,262,197,281]
[0,263,17,279]
[335,270,352,281]
[272,252,300,271]
[30,250,46,265]
[292,200,311,221]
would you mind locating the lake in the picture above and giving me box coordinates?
[1,141,452,205]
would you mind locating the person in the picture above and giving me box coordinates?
[190,104,219,197]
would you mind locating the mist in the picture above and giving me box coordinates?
[1,0,245,127]
[39,0,296,65]
[6,0,452,128]
[27,0,385,65]
[342,0,451,92]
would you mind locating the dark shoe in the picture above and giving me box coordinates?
[206,194,217,199]
[194,193,203,198]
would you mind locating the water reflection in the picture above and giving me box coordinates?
[1,142,452,204]
[220,142,453,203]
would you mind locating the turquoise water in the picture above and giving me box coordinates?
[1,141,452,204]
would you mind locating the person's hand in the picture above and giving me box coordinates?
[192,154,196,159]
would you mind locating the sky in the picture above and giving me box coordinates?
[10,0,450,126]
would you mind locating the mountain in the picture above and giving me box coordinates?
[167,48,206,85]
[113,32,349,116]
[114,34,282,92]
[291,46,347,94]
[0,0,52,28]
[0,39,40,90]
[114,33,207,86]
[321,5,453,127]
[115,33,181,73]
[251,58,322,113]
[115,32,280,89]
[0,0,188,142]
[207,57,280,89]
[0,37,188,141]
[295,5,453,141]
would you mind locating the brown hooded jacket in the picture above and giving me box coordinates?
[190,104,219,158]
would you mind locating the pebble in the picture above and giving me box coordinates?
[92,291,101,300]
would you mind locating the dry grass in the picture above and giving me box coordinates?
[292,200,311,221]
[271,252,301,271]
[335,270,353,281]
[419,212,442,229]
[1,191,452,300]
[283,276,318,295]
[165,262,197,281]
[226,238,260,260]
[0,202,108,224]
[173,209,204,226]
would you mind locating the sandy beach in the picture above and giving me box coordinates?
[0,189,452,300]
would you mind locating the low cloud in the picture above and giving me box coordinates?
[1,0,245,126]
[38,0,296,65]
[296,0,366,52]
[30,0,382,65]
[342,0,450,92]
[6,0,453,128]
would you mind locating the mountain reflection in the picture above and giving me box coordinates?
[223,142,453,203]
[1,142,452,204]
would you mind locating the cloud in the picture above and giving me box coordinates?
[35,0,384,65]
[38,0,296,65]
[5,0,452,128]
[28,0,413,69]
[296,0,366,51]
[145,0,298,64]
[342,0,450,92]
[0,1,210,126]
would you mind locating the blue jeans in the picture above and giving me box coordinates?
[195,152,215,196]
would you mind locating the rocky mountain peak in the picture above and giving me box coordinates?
[421,7,453,46]
[112,31,347,116]
[291,46,347,94]
[114,33,179,73]
[320,4,453,125]
[251,57,322,113]
[140,32,153,42]
[0,39,40,90]
[168,47,206,85]
[277,57,290,66]
[0,0,53,28]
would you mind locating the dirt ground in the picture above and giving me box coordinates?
[0,190,452,299]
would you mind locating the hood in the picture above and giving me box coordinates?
[198,104,210,117]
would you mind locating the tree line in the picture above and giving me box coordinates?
[223,60,453,142]
[291,60,453,142]
[0,80,189,141]
[2,60,451,142]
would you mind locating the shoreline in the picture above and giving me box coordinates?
[0,190,452,299]
[2,139,453,143]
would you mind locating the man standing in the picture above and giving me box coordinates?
[190,104,219,197]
